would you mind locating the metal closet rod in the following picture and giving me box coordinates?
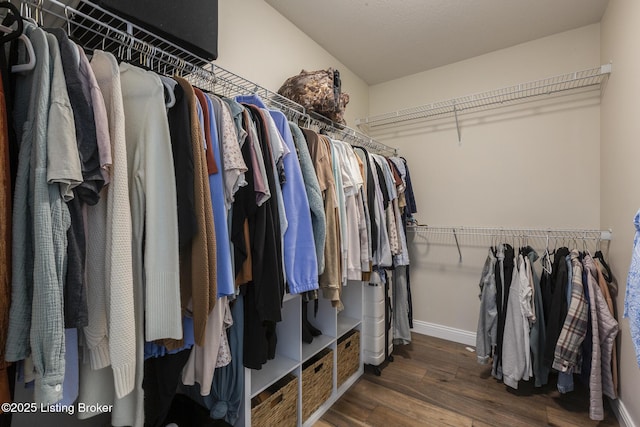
[20,0,398,157]
[304,113,398,156]
[407,225,611,264]
[407,225,613,241]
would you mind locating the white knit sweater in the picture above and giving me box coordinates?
[111,62,182,427]
[88,50,136,399]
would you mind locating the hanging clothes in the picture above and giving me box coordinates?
[173,76,217,348]
[76,40,116,413]
[165,79,198,252]
[302,128,341,304]
[289,123,326,275]
[270,110,318,294]
[0,13,412,424]
[238,103,285,369]
[87,49,135,399]
[199,92,235,298]
[214,97,247,211]
[553,250,588,375]
[112,63,182,427]
[179,294,244,426]
[525,248,549,387]
[0,49,12,410]
[5,23,69,406]
[595,260,618,397]
[625,208,640,368]
[501,254,534,389]
[476,247,498,364]
[543,246,570,369]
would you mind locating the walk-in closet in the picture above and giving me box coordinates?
[0,0,639,426]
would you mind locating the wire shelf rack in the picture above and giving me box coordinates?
[356,65,611,132]
[19,0,397,156]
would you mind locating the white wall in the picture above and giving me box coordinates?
[600,0,640,425]
[368,24,602,338]
[215,0,369,127]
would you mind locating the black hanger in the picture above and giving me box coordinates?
[594,250,613,283]
[0,2,23,45]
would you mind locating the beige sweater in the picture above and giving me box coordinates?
[302,129,341,305]
[88,50,136,398]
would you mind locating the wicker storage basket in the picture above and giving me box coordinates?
[251,373,298,427]
[337,329,360,387]
[301,347,334,422]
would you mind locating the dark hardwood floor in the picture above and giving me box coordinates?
[318,333,619,427]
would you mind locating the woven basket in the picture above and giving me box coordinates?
[251,374,298,427]
[302,347,334,422]
[337,329,360,387]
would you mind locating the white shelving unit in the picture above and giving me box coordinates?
[239,281,365,427]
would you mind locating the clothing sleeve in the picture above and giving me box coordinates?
[84,197,111,370]
[32,188,70,405]
[142,93,182,342]
[476,253,497,364]
[501,260,526,389]
[91,51,136,398]
[625,211,640,368]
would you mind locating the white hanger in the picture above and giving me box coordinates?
[160,75,177,109]
[0,24,35,73]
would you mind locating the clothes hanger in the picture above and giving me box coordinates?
[160,76,177,109]
[582,232,592,258]
[156,51,177,109]
[0,1,22,44]
[594,246,613,282]
[542,234,552,275]
[0,1,35,73]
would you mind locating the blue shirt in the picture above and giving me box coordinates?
[60,329,78,405]
[203,94,236,297]
[144,317,195,359]
[269,110,318,294]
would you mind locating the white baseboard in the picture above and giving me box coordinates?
[610,398,637,427]
[412,320,476,347]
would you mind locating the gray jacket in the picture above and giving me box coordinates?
[476,248,497,364]
[502,255,534,389]
[526,249,550,387]
[290,123,326,274]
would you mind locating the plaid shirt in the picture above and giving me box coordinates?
[553,250,589,372]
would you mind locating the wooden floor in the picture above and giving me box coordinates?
[317,333,619,427]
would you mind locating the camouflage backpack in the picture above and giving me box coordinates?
[277,68,350,124]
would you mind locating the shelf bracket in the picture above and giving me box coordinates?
[452,228,462,263]
[453,103,461,144]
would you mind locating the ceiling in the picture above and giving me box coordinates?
[264,0,610,85]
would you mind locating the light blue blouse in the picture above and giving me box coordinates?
[625,209,640,367]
